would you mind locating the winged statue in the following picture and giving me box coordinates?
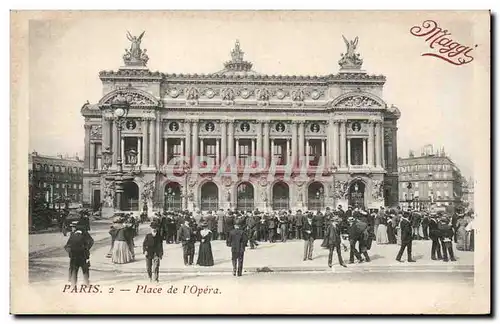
[339,35,363,69]
[127,31,145,58]
[342,35,359,58]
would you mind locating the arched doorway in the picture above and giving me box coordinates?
[164,182,182,211]
[122,181,139,211]
[272,182,289,210]
[236,182,254,211]
[307,182,325,211]
[200,182,219,211]
[348,180,365,209]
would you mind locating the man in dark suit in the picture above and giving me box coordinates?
[438,216,457,262]
[143,223,164,282]
[177,219,195,265]
[295,210,303,240]
[226,220,248,276]
[325,217,347,268]
[302,213,315,261]
[396,212,416,262]
[421,213,430,240]
[64,222,94,286]
[245,213,259,249]
[348,217,370,263]
[429,213,443,260]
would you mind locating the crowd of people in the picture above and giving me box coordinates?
[62,205,476,285]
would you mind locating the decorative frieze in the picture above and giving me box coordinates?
[90,125,102,139]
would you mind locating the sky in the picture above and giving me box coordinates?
[27,11,490,179]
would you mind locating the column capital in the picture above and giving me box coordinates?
[256,119,268,124]
[187,118,200,123]
[84,124,92,130]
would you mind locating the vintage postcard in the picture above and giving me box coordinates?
[11,10,490,314]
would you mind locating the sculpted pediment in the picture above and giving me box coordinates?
[99,88,161,107]
[331,92,385,109]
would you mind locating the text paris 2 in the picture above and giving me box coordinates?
[410,19,477,66]
[136,284,221,296]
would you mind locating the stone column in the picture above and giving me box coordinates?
[221,121,227,163]
[138,137,142,165]
[149,119,155,168]
[305,139,310,165]
[111,120,118,168]
[89,142,95,171]
[192,120,199,158]
[235,138,240,165]
[363,138,367,165]
[286,139,291,164]
[393,126,398,171]
[263,121,270,162]
[215,139,220,165]
[291,121,298,167]
[326,120,332,166]
[347,139,351,166]
[380,123,385,168]
[332,121,339,167]
[164,139,168,164]
[185,122,192,166]
[155,116,161,167]
[256,121,263,159]
[321,139,325,165]
[102,118,111,152]
[200,138,205,157]
[180,138,185,158]
[375,121,381,167]
[142,119,149,166]
[228,121,234,158]
[340,120,346,168]
[368,121,374,167]
[298,121,305,162]
[84,124,91,170]
[121,138,125,163]
[271,139,275,158]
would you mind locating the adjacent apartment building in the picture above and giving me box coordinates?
[398,144,465,210]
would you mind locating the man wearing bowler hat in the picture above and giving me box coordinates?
[396,211,416,262]
[143,223,164,282]
[64,221,94,286]
[226,219,248,277]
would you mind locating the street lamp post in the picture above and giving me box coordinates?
[406,182,414,210]
[101,100,135,214]
[331,165,339,208]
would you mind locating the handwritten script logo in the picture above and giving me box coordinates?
[410,20,477,66]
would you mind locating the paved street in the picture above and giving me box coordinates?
[29,221,116,257]
[29,222,474,284]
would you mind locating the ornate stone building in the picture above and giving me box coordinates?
[81,33,400,214]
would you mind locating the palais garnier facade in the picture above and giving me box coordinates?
[81,34,400,215]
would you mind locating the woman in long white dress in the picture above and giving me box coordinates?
[375,214,389,244]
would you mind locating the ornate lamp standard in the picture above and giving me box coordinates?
[101,100,135,213]
[330,165,339,208]
[406,182,414,210]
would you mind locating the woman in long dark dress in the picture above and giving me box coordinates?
[196,222,214,267]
